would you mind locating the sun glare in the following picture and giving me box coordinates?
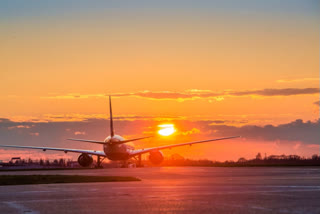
[158,124,176,136]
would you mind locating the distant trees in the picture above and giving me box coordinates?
[238,157,247,163]
[1,158,77,168]
[256,153,262,160]
[2,153,320,168]
[59,158,65,167]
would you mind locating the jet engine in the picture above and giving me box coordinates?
[78,153,93,167]
[148,150,164,165]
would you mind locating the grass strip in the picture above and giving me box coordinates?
[0,175,140,185]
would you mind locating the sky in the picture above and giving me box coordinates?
[0,0,319,161]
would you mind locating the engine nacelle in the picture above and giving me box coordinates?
[148,150,164,165]
[78,153,93,167]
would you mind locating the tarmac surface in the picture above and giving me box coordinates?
[0,167,320,214]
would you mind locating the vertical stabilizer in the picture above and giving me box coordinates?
[109,96,115,137]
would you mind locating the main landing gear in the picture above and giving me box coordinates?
[134,154,143,168]
[95,155,105,168]
[120,155,143,168]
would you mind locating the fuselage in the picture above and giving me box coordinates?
[103,135,134,161]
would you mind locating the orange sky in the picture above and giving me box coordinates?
[0,1,319,161]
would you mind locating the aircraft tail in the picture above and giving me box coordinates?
[109,96,115,137]
[66,96,152,144]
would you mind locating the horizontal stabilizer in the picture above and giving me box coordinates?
[67,138,106,145]
[113,136,153,144]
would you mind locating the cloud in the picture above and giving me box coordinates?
[8,125,32,130]
[277,78,319,83]
[111,90,216,101]
[180,128,201,136]
[110,88,320,99]
[208,119,320,144]
[209,119,249,125]
[5,114,185,123]
[74,131,86,135]
[314,100,320,106]
[0,118,11,123]
[229,88,319,97]
[29,132,39,136]
[293,143,301,150]
[42,87,319,102]
[307,144,319,148]
[41,93,106,99]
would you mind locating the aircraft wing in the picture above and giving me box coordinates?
[0,145,106,156]
[130,136,240,157]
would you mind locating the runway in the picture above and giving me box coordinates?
[0,167,320,214]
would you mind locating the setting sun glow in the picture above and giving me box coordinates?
[0,0,318,162]
[158,124,176,136]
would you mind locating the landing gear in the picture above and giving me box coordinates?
[120,160,129,168]
[95,155,105,168]
[119,160,139,168]
[137,154,143,167]
[133,154,143,167]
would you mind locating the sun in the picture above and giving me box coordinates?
[158,124,176,136]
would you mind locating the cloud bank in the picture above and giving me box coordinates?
[0,117,319,161]
[0,117,319,146]
[42,87,319,101]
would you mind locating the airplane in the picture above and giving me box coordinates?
[0,96,240,168]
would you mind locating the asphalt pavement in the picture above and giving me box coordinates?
[0,167,319,214]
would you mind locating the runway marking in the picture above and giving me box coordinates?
[4,201,40,214]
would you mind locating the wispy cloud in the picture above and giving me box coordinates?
[112,88,319,101]
[74,131,86,135]
[277,78,319,83]
[8,125,33,130]
[209,119,249,126]
[42,87,319,102]
[112,88,319,100]
[41,93,106,99]
[2,114,186,123]
[180,128,201,136]
[228,88,319,97]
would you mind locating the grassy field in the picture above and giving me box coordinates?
[0,175,140,185]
